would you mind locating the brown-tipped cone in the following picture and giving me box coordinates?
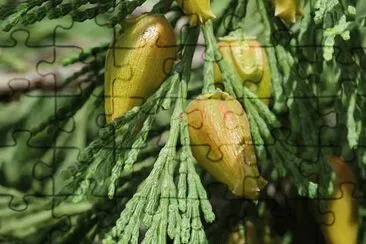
[185,91,267,199]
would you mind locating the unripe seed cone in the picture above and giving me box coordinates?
[185,91,267,199]
[273,0,304,24]
[175,0,216,26]
[104,14,177,123]
[321,156,359,244]
[214,37,272,105]
[227,221,258,244]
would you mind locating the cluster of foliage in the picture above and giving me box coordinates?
[0,0,366,243]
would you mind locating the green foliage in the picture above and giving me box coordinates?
[0,0,148,31]
[1,0,366,243]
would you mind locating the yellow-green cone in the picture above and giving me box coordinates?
[104,14,177,123]
[176,0,216,25]
[321,156,359,244]
[273,0,304,24]
[214,37,272,105]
